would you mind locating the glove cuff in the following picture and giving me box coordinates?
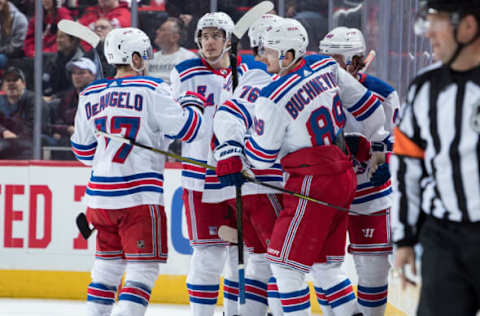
[214,140,244,161]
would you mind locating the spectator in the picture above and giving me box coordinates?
[78,0,130,31]
[23,0,73,58]
[286,0,328,51]
[9,0,34,17]
[93,17,115,77]
[43,30,84,96]
[0,66,49,159]
[146,17,196,84]
[0,0,28,68]
[50,57,96,159]
[165,1,209,49]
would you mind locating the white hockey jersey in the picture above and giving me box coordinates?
[71,76,203,209]
[202,64,283,203]
[345,73,400,214]
[245,55,389,169]
[170,55,261,192]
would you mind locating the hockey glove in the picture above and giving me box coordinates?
[344,133,371,163]
[177,91,207,113]
[214,141,247,187]
[370,152,391,186]
[370,162,391,186]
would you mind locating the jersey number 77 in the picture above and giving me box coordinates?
[95,116,140,163]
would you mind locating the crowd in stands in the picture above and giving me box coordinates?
[0,0,333,160]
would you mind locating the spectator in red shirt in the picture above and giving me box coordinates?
[78,0,130,31]
[23,0,73,58]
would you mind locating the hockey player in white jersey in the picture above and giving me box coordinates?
[231,19,391,316]
[71,27,206,316]
[169,12,264,316]
[319,27,400,316]
[207,14,285,316]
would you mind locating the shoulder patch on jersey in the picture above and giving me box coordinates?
[175,58,204,73]
[135,76,164,84]
[306,54,337,73]
[260,72,303,103]
[175,58,213,82]
[119,77,161,90]
[359,73,394,99]
[238,55,267,74]
[80,79,110,96]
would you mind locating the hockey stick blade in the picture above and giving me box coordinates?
[233,1,274,40]
[58,19,100,48]
[76,212,95,240]
[360,50,376,73]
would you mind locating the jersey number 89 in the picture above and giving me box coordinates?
[306,94,345,146]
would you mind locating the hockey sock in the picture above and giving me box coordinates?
[313,286,334,316]
[354,255,390,316]
[113,280,151,316]
[239,253,271,316]
[86,282,117,316]
[223,278,239,315]
[271,264,310,316]
[311,263,358,316]
[187,283,220,313]
[267,277,284,316]
[87,259,126,316]
[223,245,249,316]
[187,245,227,316]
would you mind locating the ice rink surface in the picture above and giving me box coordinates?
[0,299,323,316]
[0,299,220,316]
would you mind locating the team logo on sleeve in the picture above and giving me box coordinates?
[471,99,480,133]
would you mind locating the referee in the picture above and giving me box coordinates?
[390,0,480,315]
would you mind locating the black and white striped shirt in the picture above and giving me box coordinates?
[391,62,480,245]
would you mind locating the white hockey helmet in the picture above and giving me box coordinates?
[261,18,309,69]
[194,12,234,49]
[104,27,153,66]
[319,27,366,64]
[248,14,283,49]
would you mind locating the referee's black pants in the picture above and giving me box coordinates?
[418,216,480,316]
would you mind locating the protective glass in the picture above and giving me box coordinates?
[144,46,154,60]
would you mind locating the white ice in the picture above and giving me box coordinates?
[0,299,323,316]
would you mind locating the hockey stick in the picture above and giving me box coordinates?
[229,3,274,309]
[360,49,376,73]
[76,212,95,239]
[95,131,384,216]
[58,19,104,80]
[96,131,384,213]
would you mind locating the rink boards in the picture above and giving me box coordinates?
[0,161,416,315]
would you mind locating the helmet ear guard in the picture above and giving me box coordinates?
[262,19,309,71]
[247,14,283,51]
[319,27,366,64]
[194,12,234,64]
[104,27,153,71]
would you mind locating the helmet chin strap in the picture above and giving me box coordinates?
[130,54,147,73]
[446,13,480,67]
[201,42,231,67]
[278,52,299,75]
